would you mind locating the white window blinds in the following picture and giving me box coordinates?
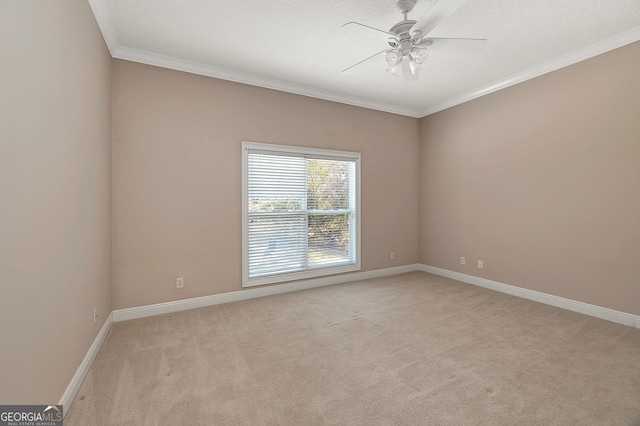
[242,142,360,287]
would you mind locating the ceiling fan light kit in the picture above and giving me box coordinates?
[342,0,486,82]
[410,45,429,64]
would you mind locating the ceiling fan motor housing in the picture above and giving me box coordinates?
[388,19,420,57]
[389,20,417,37]
[389,0,421,54]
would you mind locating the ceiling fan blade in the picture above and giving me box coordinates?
[411,0,469,38]
[423,37,487,53]
[342,22,398,40]
[342,49,388,75]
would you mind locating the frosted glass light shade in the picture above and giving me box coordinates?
[410,46,429,64]
[385,50,401,66]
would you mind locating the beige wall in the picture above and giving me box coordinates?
[419,41,640,315]
[1,0,636,403]
[111,60,419,309]
[0,0,112,403]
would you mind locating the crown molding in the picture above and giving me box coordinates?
[87,0,418,117]
[87,0,119,56]
[112,46,422,118]
[419,26,640,117]
[88,0,640,119]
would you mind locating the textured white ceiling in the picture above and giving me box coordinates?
[91,0,640,116]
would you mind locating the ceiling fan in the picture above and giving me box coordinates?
[342,0,487,81]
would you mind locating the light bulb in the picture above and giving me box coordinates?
[410,46,429,64]
[385,50,401,67]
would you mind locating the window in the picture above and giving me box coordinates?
[242,142,361,287]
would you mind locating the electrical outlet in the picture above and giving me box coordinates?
[390,252,396,260]
[176,277,184,288]
[478,260,484,269]
[460,257,465,265]
[93,308,97,325]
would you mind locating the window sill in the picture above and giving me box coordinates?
[242,263,361,288]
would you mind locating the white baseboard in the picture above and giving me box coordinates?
[59,312,114,416]
[113,264,420,322]
[61,263,637,417]
[419,264,640,329]
[58,264,637,420]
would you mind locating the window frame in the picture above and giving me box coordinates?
[242,141,361,287]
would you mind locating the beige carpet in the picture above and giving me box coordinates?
[65,272,640,425]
